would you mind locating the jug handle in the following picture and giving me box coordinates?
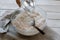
[16,0,21,7]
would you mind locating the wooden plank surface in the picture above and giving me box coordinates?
[47,12,60,19]
[39,5,60,12]
[47,19,60,28]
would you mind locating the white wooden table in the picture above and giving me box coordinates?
[0,0,60,40]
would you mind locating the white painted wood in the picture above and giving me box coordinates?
[36,1,60,5]
[0,0,19,9]
[39,5,60,12]
[47,12,60,19]
[46,19,60,28]
[0,10,7,16]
